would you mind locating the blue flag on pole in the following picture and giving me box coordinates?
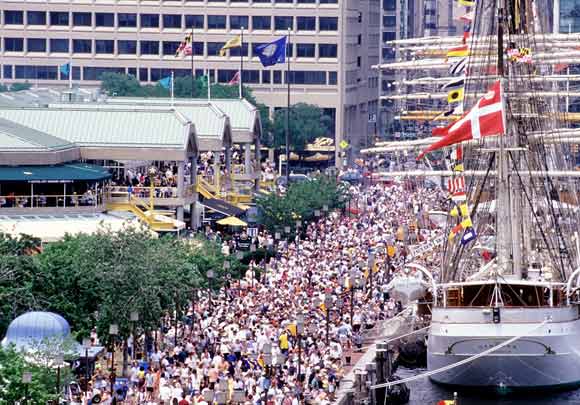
[158,76,171,89]
[60,63,70,76]
[254,36,287,67]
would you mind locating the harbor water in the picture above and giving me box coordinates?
[399,367,580,404]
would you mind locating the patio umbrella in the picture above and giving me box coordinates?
[217,216,247,227]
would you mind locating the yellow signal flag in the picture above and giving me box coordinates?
[461,217,473,228]
[454,163,465,172]
[458,0,475,6]
[320,303,326,313]
[459,203,469,217]
[450,206,459,217]
[287,323,297,337]
[448,87,465,104]
[219,35,242,56]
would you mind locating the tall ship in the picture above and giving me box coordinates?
[369,0,580,392]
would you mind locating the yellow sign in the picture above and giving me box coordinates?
[339,140,349,149]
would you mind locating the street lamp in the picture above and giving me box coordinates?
[55,352,64,401]
[109,323,119,396]
[130,311,139,361]
[368,252,376,299]
[82,338,91,399]
[324,293,333,346]
[148,166,157,210]
[296,314,305,383]
[207,269,215,312]
[349,271,360,332]
[22,371,32,405]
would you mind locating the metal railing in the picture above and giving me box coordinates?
[0,193,104,209]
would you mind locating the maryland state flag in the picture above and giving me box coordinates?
[447,45,469,58]
[448,87,465,103]
[175,33,192,57]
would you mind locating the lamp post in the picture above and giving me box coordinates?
[296,313,304,383]
[109,323,119,396]
[55,352,64,401]
[349,271,360,332]
[263,345,273,404]
[324,293,333,346]
[82,338,91,399]
[148,166,157,210]
[22,371,32,405]
[295,220,302,248]
[368,252,375,299]
[130,311,139,361]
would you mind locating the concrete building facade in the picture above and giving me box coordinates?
[0,0,380,165]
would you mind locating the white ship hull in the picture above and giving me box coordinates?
[427,306,580,391]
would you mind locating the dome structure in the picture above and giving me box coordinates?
[1,311,71,350]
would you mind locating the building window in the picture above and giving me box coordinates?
[230,0,248,3]
[273,70,282,84]
[27,38,46,52]
[319,0,338,4]
[118,40,137,54]
[357,56,361,67]
[140,41,159,55]
[95,13,114,27]
[230,43,249,57]
[242,70,260,83]
[382,31,396,42]
[163,41,180,55]
[275,0,293,4]
[139,68,148,81]
[150,68,164,81]
[297,17,316,31]
[15,65,58,80]
[319,17,338,31]
[297,0,316,4]
[118,13,137,28]
[286,70,326,84]
[163,14,182,29]
[5,10,24,25]
[274,16,293,30]
[185,15,204,29]
[252,0,271,3]
[319,44,337,57]
[4,38,24,52]
[50,38,69,53]
[218,69,238,83]
[73,12,92,27]
[208,15,226,29]
[3,65,13,79]
[329,71,337,84]
[50,11,69,26]
[207,42,225,55]
[262,70,271,83]
[383,0,395,10]
[252,16,271,30]
[27,11,46,25]
[296,43,315,57]
[73,39,92,53]
[192,42,204,55]
[128,67,137,77]
[95,40,114,54]
[140,14,159,28]
[230,16,249,30]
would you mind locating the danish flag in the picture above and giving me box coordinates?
[418,80,505,158]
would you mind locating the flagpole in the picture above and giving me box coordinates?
[239,27,244,99]
[285,28,291,184]
[69,59,72,90]
[191,25,195,98]
[171,71,175,106]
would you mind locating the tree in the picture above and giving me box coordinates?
[10,82,32,92]
[273,103,333,151]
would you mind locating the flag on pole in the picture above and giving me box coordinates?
[461,227,477,245]
[60,62,70,76]
[228,71,240,85]
[449,58,467,75]
[175,33,192,57]
[459,12,474,22]
[254,36,288,67]
[458,0,475,6]
[219,35,242,56]
[447,45,469,57]
[447,87,465,103]
[158,76,172,89]
[441,77,465,90]
[418,80,505,158]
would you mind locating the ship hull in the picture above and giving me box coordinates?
[427,307,580,391]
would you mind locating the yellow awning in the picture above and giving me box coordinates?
[217,216,247,227]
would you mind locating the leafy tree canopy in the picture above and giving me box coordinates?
[273,103,333,151]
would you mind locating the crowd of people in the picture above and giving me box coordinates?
[87,174,447,405]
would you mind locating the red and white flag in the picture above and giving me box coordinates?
[447,176,465,194]
[228,71,240,85]
[419,80,505,158]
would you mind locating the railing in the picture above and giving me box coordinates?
[0,193,104,209]
[108,186,179,199]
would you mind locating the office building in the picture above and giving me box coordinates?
[0,0,380,165]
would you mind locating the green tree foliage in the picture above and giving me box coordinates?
[0,346,71,404]
[99,73,275,147]
[0,227,245,341]
[10,82,32,92]
[256,175,349,233]
[273,103,333,151]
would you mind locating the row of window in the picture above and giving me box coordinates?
[1,11,338,31]
[2,38,338,58]
[1,64,338,85]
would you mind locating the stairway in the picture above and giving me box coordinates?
[107,195,183,232]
